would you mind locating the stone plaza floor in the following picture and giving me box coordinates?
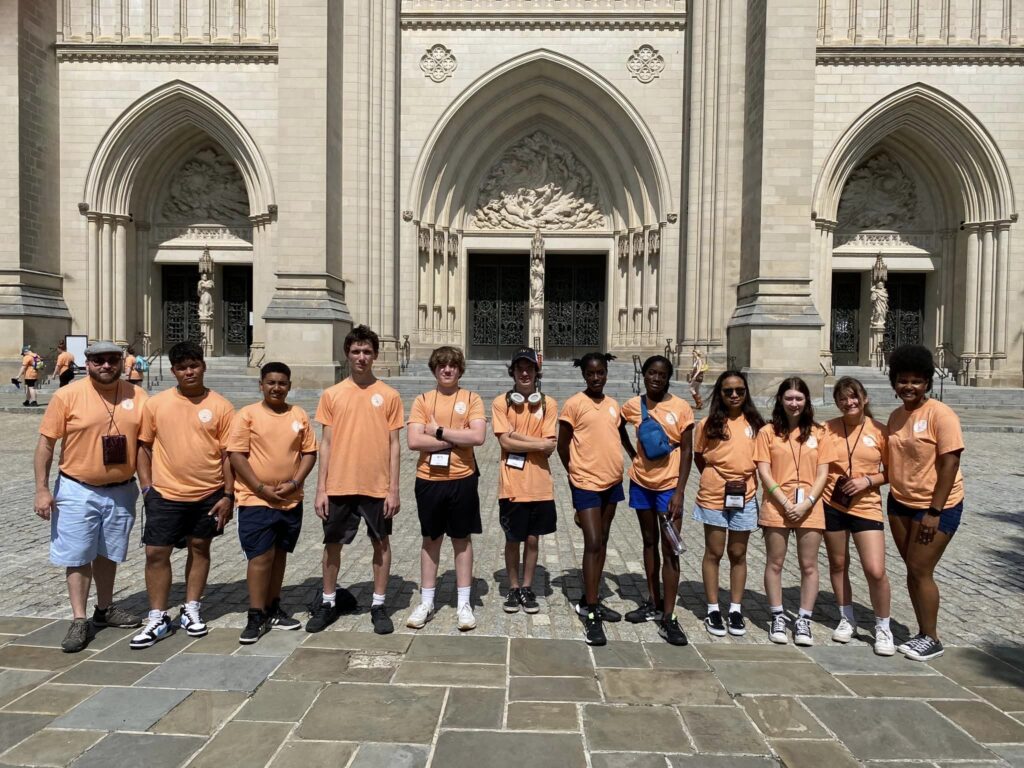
[0,410,1022,766]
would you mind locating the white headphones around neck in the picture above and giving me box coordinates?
[508,391,543,406]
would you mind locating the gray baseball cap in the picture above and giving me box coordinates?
[84,341,123,357]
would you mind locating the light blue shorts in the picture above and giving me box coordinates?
[692,498,759,532]
[50,474,138,567]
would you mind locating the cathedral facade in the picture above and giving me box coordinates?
[2,0,1022,388]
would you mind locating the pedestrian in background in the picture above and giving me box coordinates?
[55,342,76,388]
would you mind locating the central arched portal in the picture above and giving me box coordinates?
[407,52,672,360]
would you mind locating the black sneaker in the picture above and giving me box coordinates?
[92,604,142,628]
[370,605,394,635]
[583,609,607,646]
[239,609,271,645]
[503,588,521,613]
[659,614,689,646]
[903,635,944,661]
[625,600,662,624]
[727,610,747,636]
[305,600,338,633]
[575,601,623,623]
[704,610,727,637]
[519,587,540,614]
[22,400,30,407]
[268,599,301,631]
[61,618,91,653]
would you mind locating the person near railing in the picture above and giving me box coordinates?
[55,342,76,388]
[885,344,965,662]
[124,346,145,387]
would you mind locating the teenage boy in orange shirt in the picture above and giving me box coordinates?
[131,341,235,649]
[491,348,558,615]
[309,325,404,635]
[229,362,317,644]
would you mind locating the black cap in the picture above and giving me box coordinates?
[510,347,540,368]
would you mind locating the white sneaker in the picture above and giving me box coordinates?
[874,627,896,656]
[406,602,435,629]
[456,604,477,631]
[178,604,208,637]
[769,612,788,644]
[832,617,856,643]
[129,613,173,649]
[794,616,814,646]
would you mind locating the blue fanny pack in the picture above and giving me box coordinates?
[637,395,674,460]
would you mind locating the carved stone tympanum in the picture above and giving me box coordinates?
[160,146,250,223]
[837,151,922,232]
[473,131,605,230]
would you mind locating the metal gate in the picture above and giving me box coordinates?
[222,265,252,357]
[162,265,201,347]
[544,255,605,361]
[830,272,861,366]
[883,273,925,352]
[467,255,528,359]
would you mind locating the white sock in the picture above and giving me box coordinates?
[420,587,435,607]
[729,602,742,614]
[372,593,386,607]
[322,591,336,607]
[457,586,471,610]
[798,608,813,619]
[148,609,165,621]
[770,605,784,615]
[875,616,891,631]
[841,604,856,623]
[707,603,719,615]
[186,600,201,613]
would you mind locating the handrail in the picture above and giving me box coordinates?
[935,343,971,388]
[143,348,163,390]
[631,354,642,395]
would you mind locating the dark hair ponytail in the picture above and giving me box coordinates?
[573,352,616,369]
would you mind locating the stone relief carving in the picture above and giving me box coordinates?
[627,44,665,83]
[160,146,250,223]
[473,131,605,230]
[836,151,925,232]
[420,44,457,82]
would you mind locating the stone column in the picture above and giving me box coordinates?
[962,223,980,357]
[814,219,836,368]
[529,230,545,351]
[726,0,823,394]
[113,215,129,345]
[135,221,152,349]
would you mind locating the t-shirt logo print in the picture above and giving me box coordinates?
[608,406,617,419]
[665,412,678,425]
[291,420,302,433]
[197,408,213,423]
[863,435,876,447]
[454,401,467,415]
[745,425,754,438]
[806,435,818,449]
[913,420,928,433]
[121,400,135,411]
[370,393,384,408]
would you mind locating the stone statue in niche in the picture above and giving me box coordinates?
[870,273,889,328]
[197,270,215,321]
[836,151,924,232]
[529,229,544,308]
[160,146,250,223]
[473,131,605,230]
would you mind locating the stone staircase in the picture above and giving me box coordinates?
[832,365,1024,409]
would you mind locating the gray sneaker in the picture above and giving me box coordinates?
[92,604,142,628]
[61,618,91,653]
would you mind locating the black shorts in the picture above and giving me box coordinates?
[824,504,884,534]
[498,499,557,543]
[237,504,303,559]
[58,370,75,387]
[142,488,225,546]
[415,475,482,540]
[324,495,390,545]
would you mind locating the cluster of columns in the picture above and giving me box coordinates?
[415,225,460,345]
[612,226,662,348]
[83,208,132,346]
[961,220,1012,378]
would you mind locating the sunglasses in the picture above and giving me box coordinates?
[721,387,746,397]
[87,355,122,366]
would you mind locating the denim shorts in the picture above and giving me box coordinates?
[50,474,138,567]
[692,498,759,532]
[628,481,675,513]
[887,495,963,536]
[570,482,625,512]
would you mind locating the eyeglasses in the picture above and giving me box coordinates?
[87,355,122,366]
[721,387,746,397]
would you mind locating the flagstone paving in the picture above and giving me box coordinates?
[0,627,1020,766]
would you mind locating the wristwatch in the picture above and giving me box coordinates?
[926,507,942,516]
[435,426,444,440]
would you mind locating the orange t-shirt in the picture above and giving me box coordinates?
[227,403,318,509]
[621,394,695,492]
[408,388,486,481]
[558,392,624,491]
[754,423,837,529]
[55,352,75,377]
[22,353,38,381]
[693,415,759,509]
[822,417,888,521]
[491,393,558,502]
[316,378,404,498]
[886,398,964,509]
[39,378,148,485]
[140,388,235,502]
[124,355,143,382]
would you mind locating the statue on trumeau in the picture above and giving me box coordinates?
[197,270,215,321]
[529,229,544,308]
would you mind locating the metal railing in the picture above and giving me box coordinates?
[631,354,642,394]
[400,335,411,373]
[935,343,972,392]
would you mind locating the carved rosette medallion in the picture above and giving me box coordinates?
[473,130,605,230]
[627,44,665,83]
[420,44,457,82]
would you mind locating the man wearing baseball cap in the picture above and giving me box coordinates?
[34,341,147,652]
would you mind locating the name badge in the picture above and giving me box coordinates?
[429,450,451,468]
[795,487,806,504]
[724,492,745,510]
[506,453,527,470]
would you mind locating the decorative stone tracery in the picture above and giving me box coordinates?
[627,44,665,83]
[419,44,457,82]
